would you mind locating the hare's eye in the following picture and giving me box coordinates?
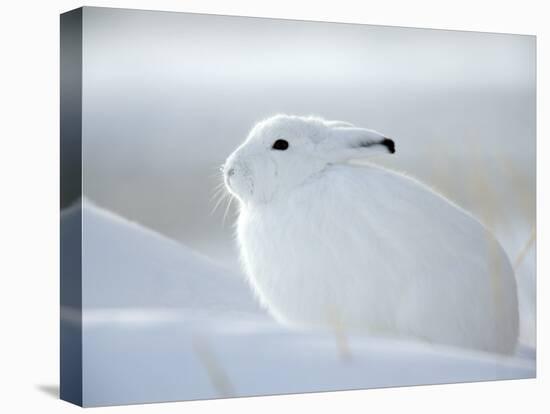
[272,139,289,151]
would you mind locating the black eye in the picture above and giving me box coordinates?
[272,139,289,151]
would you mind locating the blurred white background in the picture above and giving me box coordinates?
[81,7,534,287]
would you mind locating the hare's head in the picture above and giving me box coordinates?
[223,114,395,205]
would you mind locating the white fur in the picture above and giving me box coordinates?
[224,114,519,355]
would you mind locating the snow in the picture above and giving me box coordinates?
[81,203,258,313]
[62,201,535,407]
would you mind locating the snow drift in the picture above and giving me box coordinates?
[61,201,535,407]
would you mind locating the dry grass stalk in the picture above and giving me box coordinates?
[326,304,353,362]
[192,334,236,398]
[514,226,536,271]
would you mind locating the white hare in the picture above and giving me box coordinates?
[223,114,519,355]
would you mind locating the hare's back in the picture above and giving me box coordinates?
[315,163,515,306]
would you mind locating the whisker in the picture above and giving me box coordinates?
[210,185,226,202]
[210,182,223,193]
[211,191,229,215]
[222,196,234,226]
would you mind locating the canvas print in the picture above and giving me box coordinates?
[60,7,536,407]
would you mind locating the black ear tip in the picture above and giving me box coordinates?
[381,138,395,154]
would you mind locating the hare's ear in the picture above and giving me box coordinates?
[317,126,395,162]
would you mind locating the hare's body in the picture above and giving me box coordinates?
[225,115,519,355]
[237,163,518,354]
